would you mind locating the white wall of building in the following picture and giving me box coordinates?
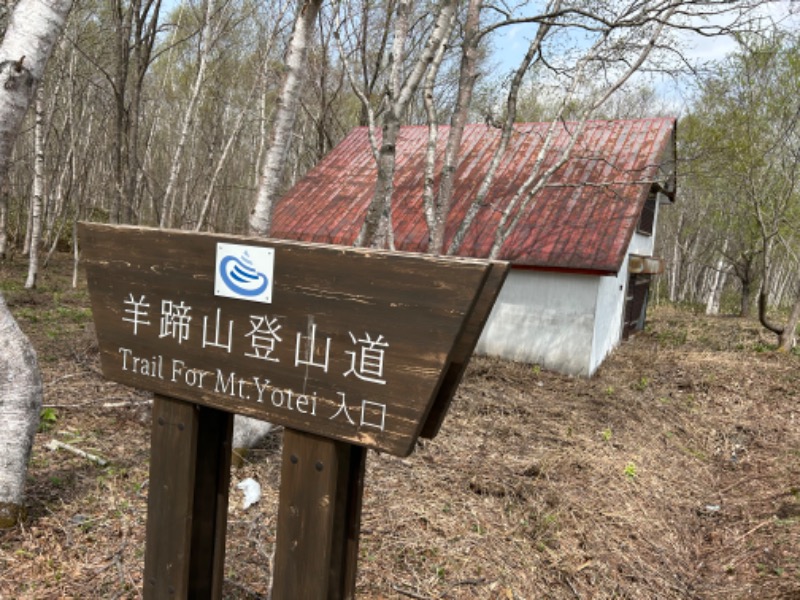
[629,226,656,256]
[475,270,600,376]
[589,226,656,375]
[590,266,626,375]
[476,199,667,377]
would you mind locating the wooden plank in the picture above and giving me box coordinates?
[188,405,233,598]
[272,429,366,599]
[328,444,366,599]
[143,395,232,599]
[143,395,198,599]
[80,223,502,456]
[420,261,509,438]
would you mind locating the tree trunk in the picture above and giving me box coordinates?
[778,289,800,351]
[0,293,42,527]
[357,0,456,249]
[110,0,162,225]
[705,267,728,315]
[249,0,323,237]
[668,212,684,302]
[0,0,73,528]
[760,275,800,351]
[110,0,130,224]
[741,278,753,318]
[447,0,557,255]
[705,239,728,315]
[0,181,7,258]
[25,86,45,289]
[426,0,480,255]
[359,115,401,248]
[196,77,259,232]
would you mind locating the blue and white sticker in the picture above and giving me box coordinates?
[215,243,274,304]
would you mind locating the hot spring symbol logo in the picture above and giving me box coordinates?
[214,243,274,304]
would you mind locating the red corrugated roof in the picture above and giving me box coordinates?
[272,118,676,273]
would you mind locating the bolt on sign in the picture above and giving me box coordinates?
[80,223,508,599]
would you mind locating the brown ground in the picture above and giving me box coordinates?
[1,252,799,599]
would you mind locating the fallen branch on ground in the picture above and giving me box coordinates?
[45,439,109,467]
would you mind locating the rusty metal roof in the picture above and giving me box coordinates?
[271,118,676,273]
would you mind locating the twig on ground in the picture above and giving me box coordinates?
[393,585,430,600]
[102,399,153,408]
[563,574,581,599]
[734,519,772,545]
[46,372,85,385]
[42,396,151,409]
[45,439,109,467]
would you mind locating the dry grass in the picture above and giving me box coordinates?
[1,254,799,599]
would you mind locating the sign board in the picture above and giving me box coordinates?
[81,223,509,599]
[80,223,508,457]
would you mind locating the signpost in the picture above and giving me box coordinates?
[80,223,508,599]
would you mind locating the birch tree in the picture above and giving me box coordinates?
[0,181,7,258]
[423,0,481,254]
[353,0,457,249]
[0,0,72,529]
[24,87,44,288]
[249,0,323,236]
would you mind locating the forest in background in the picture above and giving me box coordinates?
[0,0,799,341]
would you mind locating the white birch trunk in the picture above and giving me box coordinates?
[44,150,72,263]
[0,0,73,528]
[422,73,441,250]
[355,0,412,250]
[0,293,42,527]
[72,218,79,288]
[424,1,464,255]
[705,266,729,316]
[22,198,32,256]
[253,66,271,191]
[705,238,729,315]
[44,135,80,267]
[357,0,456,249]
[0,182,7,258]
[669,211,684,302]
[249,1,296,193]
[25,86,45,289]
[38,70,63,249]
[0,0,72,181]
[779,286,800,351]
[249,0,323,236]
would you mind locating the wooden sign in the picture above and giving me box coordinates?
[79,223,509,599]
[80,224,507,456]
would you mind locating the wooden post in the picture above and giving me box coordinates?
[143,395,233,599]
[272,429,367,599]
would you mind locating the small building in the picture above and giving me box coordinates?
[272,118,676,376]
